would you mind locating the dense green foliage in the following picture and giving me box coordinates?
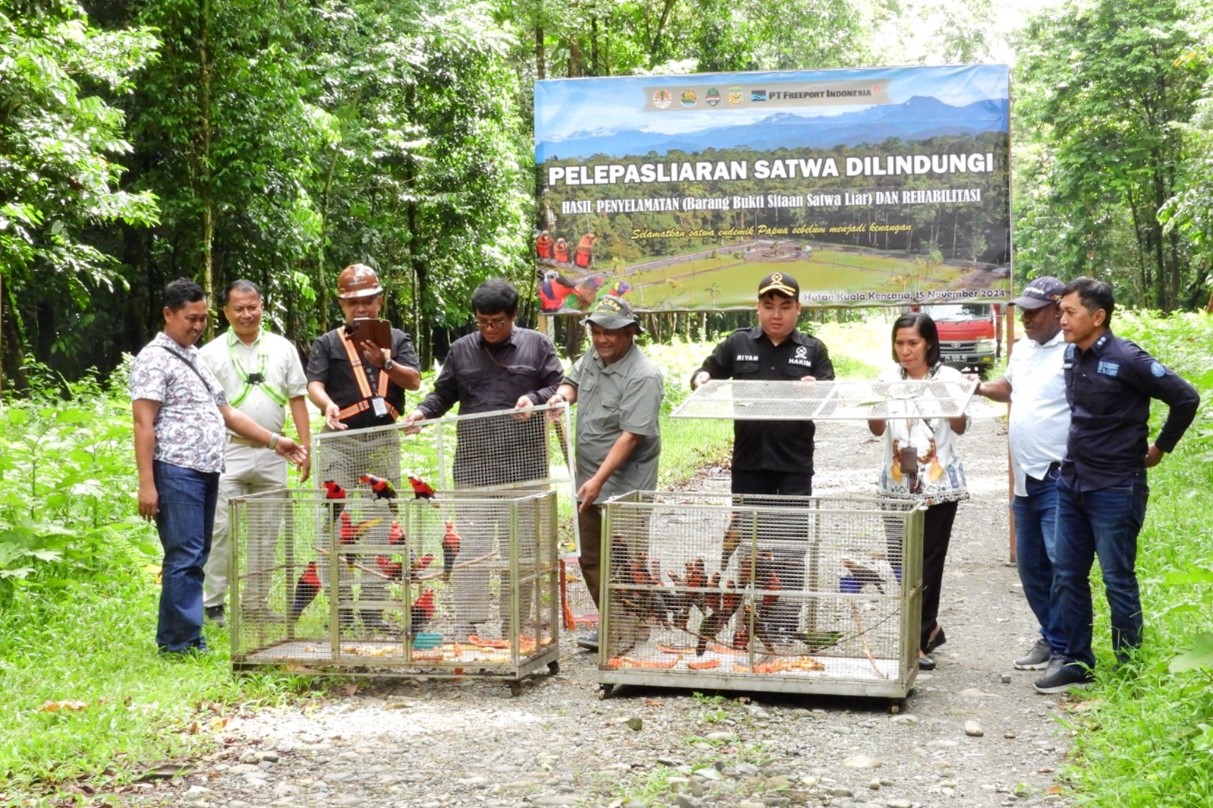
[2,0,1211,386]
[1011,0,1213,310]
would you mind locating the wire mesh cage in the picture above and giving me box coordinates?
[597,491,925,701]
[671,379,977,421]
[229,486,560,690]
[311,404,578,557]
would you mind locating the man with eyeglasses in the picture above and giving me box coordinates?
[198,280,311,628]
[307,263,421,633]
[404,279,564,639]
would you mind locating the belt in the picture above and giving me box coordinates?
[228,436,265,448]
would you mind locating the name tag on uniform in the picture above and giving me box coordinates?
[372,397,388,418]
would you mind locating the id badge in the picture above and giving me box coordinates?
[371,397,388,418]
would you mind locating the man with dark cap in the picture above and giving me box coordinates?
[690,273,834,641]
[692,272,835,497]
[547,296,663,651]
[976,276,1069,671]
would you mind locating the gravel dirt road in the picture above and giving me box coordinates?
[121,412,1076,808]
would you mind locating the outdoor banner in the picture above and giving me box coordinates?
[533,64,1011,313]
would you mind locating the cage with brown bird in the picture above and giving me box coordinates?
[597,491,924,701]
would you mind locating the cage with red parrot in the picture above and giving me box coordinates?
[228,405,578,695]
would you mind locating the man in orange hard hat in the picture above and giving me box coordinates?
[306,263,421,633]
[307,264,421,433]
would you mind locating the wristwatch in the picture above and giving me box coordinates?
[383,358,395,372]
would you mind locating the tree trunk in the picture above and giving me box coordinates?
[199,0,215,329]
[534,17,545,80]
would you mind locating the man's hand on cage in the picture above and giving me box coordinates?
[402,409,427,434]
[512,395,537,421]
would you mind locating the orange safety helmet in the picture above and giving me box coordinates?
[336,263,383,299]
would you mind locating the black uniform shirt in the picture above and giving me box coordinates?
[416,327,563,418]
[306,327,421,430]
[1060,329,1199,491]
[697,326,835,473]
[417,326,564,487]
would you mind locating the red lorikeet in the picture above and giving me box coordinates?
[289,561,322,619]
[407,474,436,500]
[409,590,436,635]
[337,511,384,568]
[441,520,461,582]
[321,480,346,524]
[359,474,399,516]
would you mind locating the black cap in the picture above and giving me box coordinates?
[1012,276,1065,309]
[583,295,643,332]
[757,272,799,299]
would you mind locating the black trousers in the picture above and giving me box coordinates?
[919,500,959,651]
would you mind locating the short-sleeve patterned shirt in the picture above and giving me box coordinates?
[130,332,228,473]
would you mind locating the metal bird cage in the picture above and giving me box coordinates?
[311,404,578,557]
[228,486,561,693]
[596,491,925,704]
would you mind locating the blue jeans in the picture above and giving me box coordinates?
[1012,466,1064,654]
[1052,471,1149,668]
[153,461,219,653]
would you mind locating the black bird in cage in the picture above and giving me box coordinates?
[840,557,886,594]
[696,577,741,656]
[360,473,399,516]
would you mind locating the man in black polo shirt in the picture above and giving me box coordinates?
[691,272,835,638]
[1034,277,1199,694]
[403,279,564,637]
[306,263,422,632]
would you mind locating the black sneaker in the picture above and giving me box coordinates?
[1014,638,1053,670]
[1033,662,1093,694]
[204,605,226,628]
[576,631,599,652]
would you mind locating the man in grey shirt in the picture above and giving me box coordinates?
[548,296,663,651]
[404,279,564,636]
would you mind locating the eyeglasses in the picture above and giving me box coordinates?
[474,315,510,330]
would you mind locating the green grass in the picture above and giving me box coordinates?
[623,244,991,311]
[0,573,315,802]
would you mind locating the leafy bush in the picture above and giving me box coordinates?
[0,359,160,605]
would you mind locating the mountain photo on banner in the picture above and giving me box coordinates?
[533,65,1011,313]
